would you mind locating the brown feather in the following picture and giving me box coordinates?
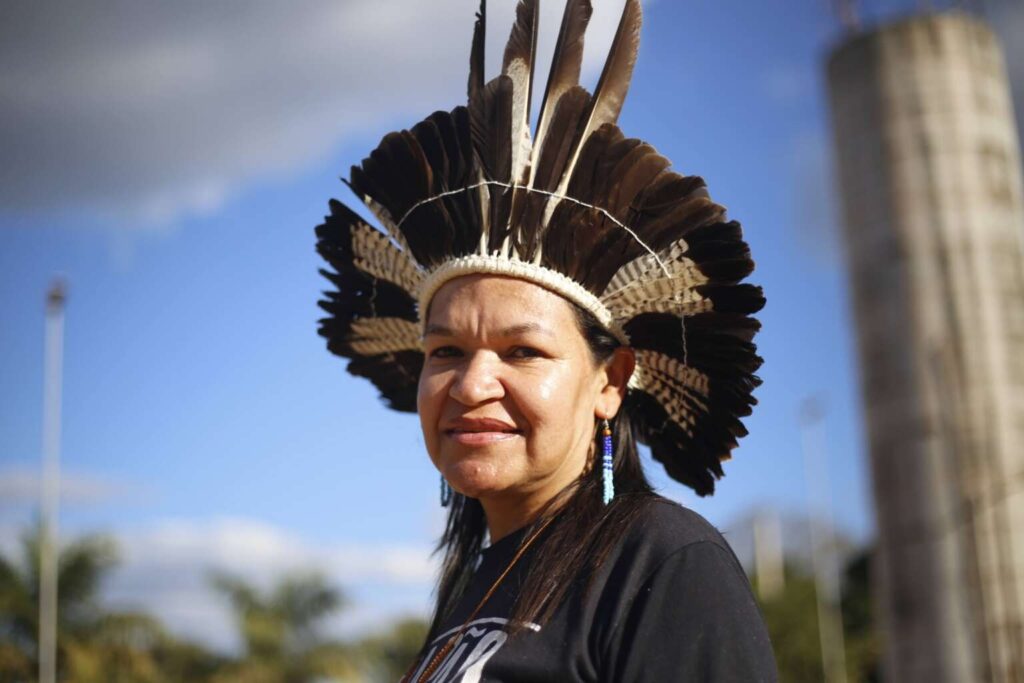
[622,172,723,257]
[451,106,487,254]
[410,118,449,193]
[413,112,478,257]
[515,85,591,259]
[583,0,642,134]
[502,0,539,252]
[501,0,539,122]
[388,131,456,266]
[584,140,672,289]
[532,0,593,159]
[607,144,669,218]
[530,86,591,193]
[470,76,514,253]
[541,125,622,281]
[468,0,486,102]
[547,0,642,214]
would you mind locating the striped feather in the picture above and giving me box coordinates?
[348,317,423,355]
[604,239,686,296]
[349,222,424,294]
[341,179,411,255]
[626,350,708,403]
[609,286,713,324]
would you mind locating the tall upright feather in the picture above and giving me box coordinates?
[501,0,539,249]
[516,85,590,260]
[470,76,514,254]
[544,0,642,226]
[468,0,486,102]
[530,0,592,172]
[502,0,538,181]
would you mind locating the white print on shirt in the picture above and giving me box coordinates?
[412,617,541,683]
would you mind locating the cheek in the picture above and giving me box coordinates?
[416,372,447,454]
[515,366,593,433]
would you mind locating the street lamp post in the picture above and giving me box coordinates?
[39,280,65,683]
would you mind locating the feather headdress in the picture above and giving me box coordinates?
[315,0,763,495]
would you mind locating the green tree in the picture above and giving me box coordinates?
[210,570,360,683]
[758,569,826,682]
[840,548,881,682]
[0,525,221,683]
[354,617,429,682]
[0,525,427,683]
[755,549,882,683]
[0,524,117,681]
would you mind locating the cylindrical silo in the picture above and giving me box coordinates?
[827,11,1024,682]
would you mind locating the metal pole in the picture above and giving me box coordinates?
[799,397,848,683]
[39,280,65,683]
[754,508,785,601]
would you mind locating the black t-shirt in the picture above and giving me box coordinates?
[410,497,778,682]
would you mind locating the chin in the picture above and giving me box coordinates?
[443,456,516,500]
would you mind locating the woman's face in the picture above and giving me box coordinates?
[418,275,619,507]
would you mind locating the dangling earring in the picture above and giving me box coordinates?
[440,476,453,507]
[601,419,614,505]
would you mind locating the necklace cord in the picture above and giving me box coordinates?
[402,515,557,682]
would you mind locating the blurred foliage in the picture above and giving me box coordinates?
[355,618,430,681]
[2,523,884,682]
[759,570,825,681]
[0,526,428,682]
[208,569,360,682]
[755,547,881,683]
[840,548,882,683]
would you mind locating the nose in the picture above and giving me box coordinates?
[448,351,505,406]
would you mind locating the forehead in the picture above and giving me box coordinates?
[425,274,577,330]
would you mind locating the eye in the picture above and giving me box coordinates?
[507,346,542,359]
[428,345,462,359]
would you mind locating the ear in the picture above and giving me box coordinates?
[595,347,636,420]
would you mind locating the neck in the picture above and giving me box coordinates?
[481,497,544,543]
[481,482,578,542]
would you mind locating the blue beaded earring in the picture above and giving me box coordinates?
[601,419,614,504]
[440,476,452,507]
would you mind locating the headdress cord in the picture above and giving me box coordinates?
[394,180,673,279]
[395,180,689,364]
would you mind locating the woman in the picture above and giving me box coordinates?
[316,0,776,680]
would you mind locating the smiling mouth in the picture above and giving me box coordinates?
[444,427,522,445]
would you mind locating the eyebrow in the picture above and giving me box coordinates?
[423,322,555,338]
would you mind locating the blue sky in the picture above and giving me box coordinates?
[2,0,1021,649]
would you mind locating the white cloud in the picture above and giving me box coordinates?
[102,517,438,651]
[0,0,645,228]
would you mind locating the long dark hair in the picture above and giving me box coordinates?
[426,303,656,636]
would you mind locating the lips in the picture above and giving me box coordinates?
[443,416,522,445]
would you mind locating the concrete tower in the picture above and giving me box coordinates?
[827,12,1024,682]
